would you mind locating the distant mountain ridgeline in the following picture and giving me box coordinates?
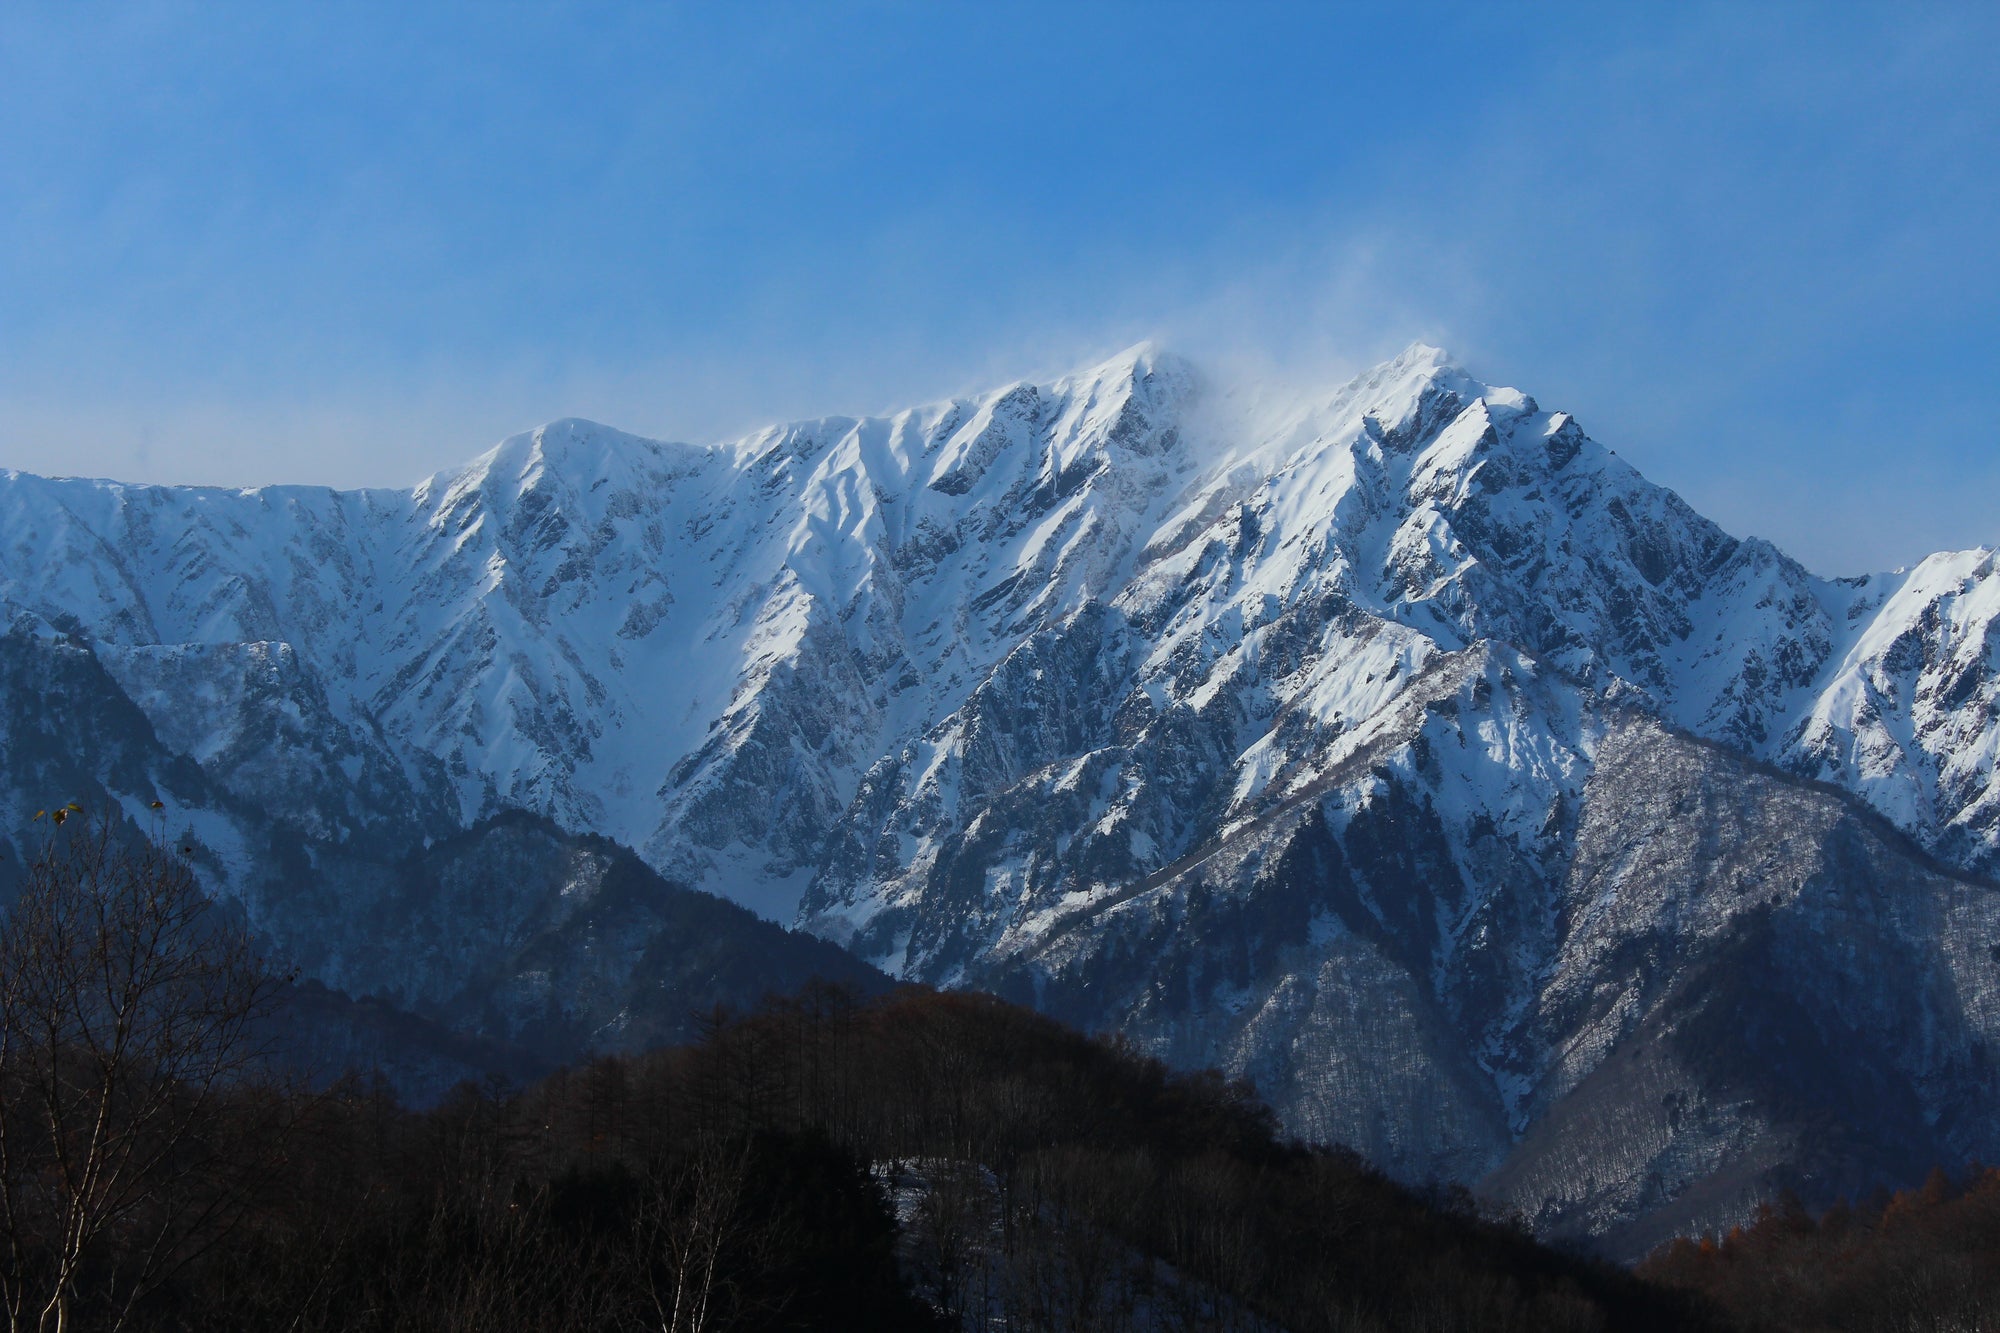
[3,342,1999,1251]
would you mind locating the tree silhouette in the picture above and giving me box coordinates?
[0,805,280,1333]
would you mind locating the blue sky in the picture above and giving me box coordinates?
[2,2,1995,575]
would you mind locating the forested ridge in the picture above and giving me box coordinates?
[1641,1165,2000,1331]
[27,982,1708,1332]
[6,816,1995,1331]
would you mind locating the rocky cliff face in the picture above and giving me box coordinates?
[2,343,1996,1247]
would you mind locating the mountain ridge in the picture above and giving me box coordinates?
[2,341,1996,1249]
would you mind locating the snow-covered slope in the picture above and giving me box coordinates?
[2,342,1996,1246]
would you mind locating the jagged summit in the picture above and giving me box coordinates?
[1054,339,1200,404]
[419,417,687,508]
[1362,339,1486,398]
[0,339,1991,871]
[408,341,1448,515]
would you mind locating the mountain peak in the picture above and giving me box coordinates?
[1389,339,1457,372]
[419,417,673,510]
[1080,337,1164,375]
[1374,340,1492,401]
[1348,342,1543,438]
[1054,340,1197,399]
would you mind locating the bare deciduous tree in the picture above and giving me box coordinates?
[0,805,281,1333]
[630,1135,765,1333]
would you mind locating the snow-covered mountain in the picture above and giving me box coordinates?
[3,343,1997,1249]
